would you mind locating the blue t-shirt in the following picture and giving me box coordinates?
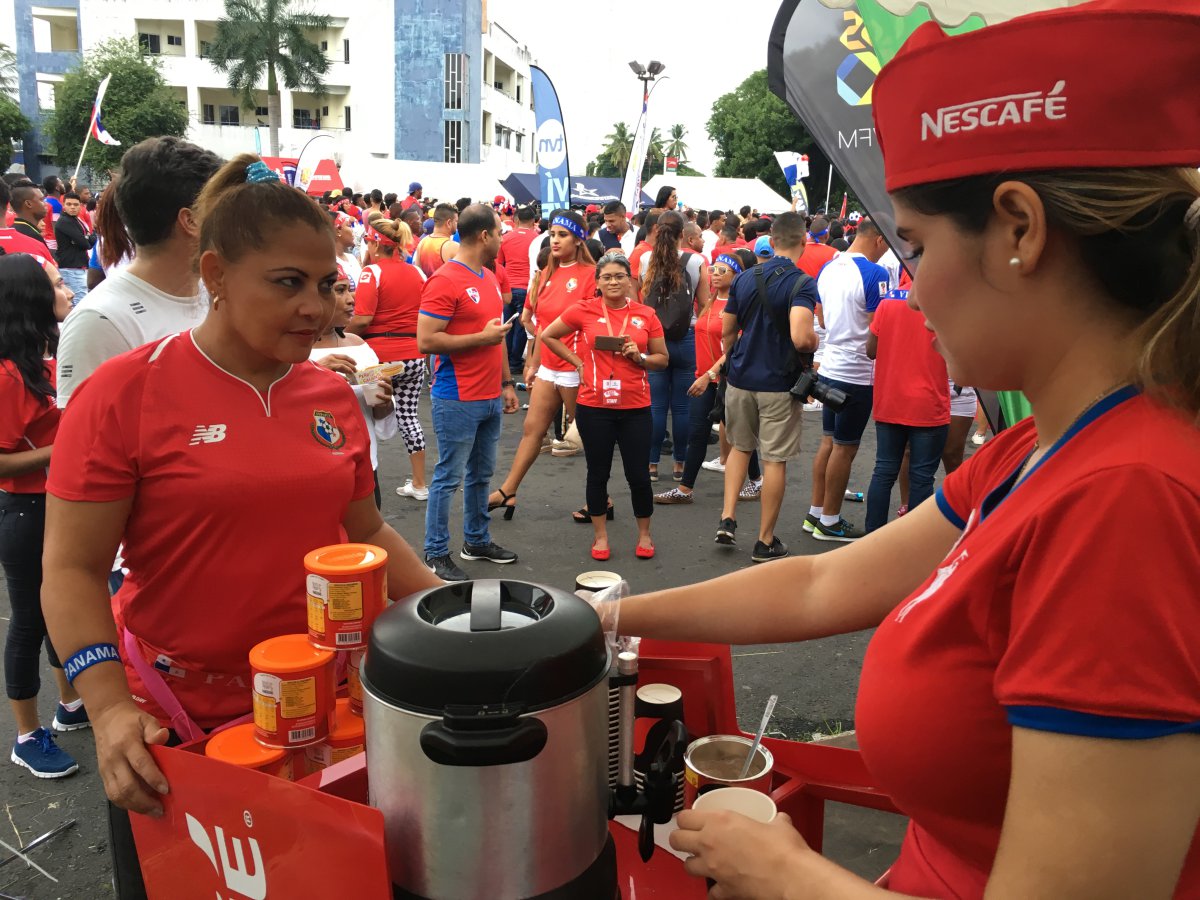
[725,256,818,393]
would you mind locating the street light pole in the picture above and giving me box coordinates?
[624,60,665,211]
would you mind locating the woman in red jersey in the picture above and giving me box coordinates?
[541,252,667,560]
[347,214,429,500]
[40,155,439,897]
[608,4,1200,898]
[486,209,595,518]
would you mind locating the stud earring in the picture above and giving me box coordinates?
[1008,257,1021,268]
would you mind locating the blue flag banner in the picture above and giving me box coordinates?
[530,66,570,215]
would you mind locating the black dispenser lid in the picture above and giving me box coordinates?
[363,579,608,715]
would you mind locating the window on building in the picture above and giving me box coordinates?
[444,53,465,111]
[322,105,329,116]
[139,33,161,54]
[255,106,269,117]
[294,108,314,129]
[199,40,212,58]
[515,132,523,154]
[320,40,328,51]
[344,106,351,132]
[344,39,350,64]
[202,103,216,125]
[167,34,182,47]
[444,119,462,164]
[516,84,521,104]
[219,105,240,126]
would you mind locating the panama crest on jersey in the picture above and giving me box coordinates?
[310,410,346,450]
[466,287,481,304]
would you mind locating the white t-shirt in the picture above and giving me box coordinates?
[701,229,720,262]
[309,342,396,471]
[338,251,363,290]
[57,269,209,407]
[878,248,902,290]
[815,252,890,386]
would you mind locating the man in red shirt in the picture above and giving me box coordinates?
[400,182,423,213]
[496,205,538,372]
[0,180,55,256]
[417,204,519,581]
[8,181,51,253]
[863,287,949,532]
[796,216,838,278]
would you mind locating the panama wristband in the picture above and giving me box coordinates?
[64,642,121,685]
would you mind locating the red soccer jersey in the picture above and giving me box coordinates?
[355,258,425,361]
[493,261,511,296]
[628,242,653,280]
[46,332,374,729]
[558,298,663,410]
[498,226,536,291]
[420,260,504,402]
[869,291,949,427]
[856,389,1200,898]
[0,359,59,492]
[796,241,837,279]
[530,261,595,372]
[0,227,52,259]
[694,298,727,380]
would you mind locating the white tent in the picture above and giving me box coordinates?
[338,157,520,206]
[643,175,792,215]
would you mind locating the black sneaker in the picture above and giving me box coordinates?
[460,542,518,564]
[426,553,468,582]
[812,518,865,543]
[751,537,789,563]
[802,513,820,534]
[715,518,737,545]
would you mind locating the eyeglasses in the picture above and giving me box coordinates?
[709,266,731,275]
[598,273,629,283]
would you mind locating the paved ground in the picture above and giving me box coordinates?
[0,398,968,897]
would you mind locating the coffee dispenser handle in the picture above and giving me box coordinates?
[420,713,547,767]
[468,579,504,632]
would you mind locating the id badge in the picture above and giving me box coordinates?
[602,379,622,406]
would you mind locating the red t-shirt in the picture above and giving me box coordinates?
[694,298,727,380]
[856,389,1200,898]
[420,260,504,402]
[493,261,511,295]
[530,262,596,372]
[628,242,653,281]
[0,227,52,259]
[46,332,374,729]
[498,227,536,291]
[42,202,57,250]
[558,298,663,409]
[0,359,59,492]
[869,291,949,427]
[797,241,837,279]
[355,258,425,361]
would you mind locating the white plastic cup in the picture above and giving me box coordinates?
[692,786,777,823]
[361,382,385,405]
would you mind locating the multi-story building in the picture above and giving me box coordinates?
[9,0,537,180]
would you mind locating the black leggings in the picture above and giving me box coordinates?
[574,404,654,519]
[1,492,60,701]
[681,384,761,490]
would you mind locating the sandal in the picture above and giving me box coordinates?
[572,504,615,523]
[487,489,518,521]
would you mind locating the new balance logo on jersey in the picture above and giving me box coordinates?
[190,424,228,446]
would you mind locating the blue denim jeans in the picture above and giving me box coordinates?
[648,330,696,465]
[505,288,527,372]
[866,421,949,532]
[60,267,88,305]
[425,396,503,557]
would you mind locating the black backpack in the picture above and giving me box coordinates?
[644,254,697,342]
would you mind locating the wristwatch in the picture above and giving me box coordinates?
[501,379,515,388]
[639,353,648,365]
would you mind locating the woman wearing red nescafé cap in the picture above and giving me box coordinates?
[611,2,1200,896]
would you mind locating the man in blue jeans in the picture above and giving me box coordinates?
[417,205,520,581]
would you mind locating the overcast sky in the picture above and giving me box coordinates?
[488,0,782,178]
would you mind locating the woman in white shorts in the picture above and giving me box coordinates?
[944,378,978,474]
[487,210,596,518]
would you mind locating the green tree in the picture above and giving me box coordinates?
[208,0,330,158]
[43,38,188,176]
[707,69,852,211]
[600,121,634,173]
[664,123,688,162]
[0,98,31,173]
[0,43,17,98]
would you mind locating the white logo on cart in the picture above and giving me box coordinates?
[186,812,266,900]
[190,424,228,446]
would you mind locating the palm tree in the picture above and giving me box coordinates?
[645,126,666,172]
[601,121,634,172]
[665,124,688,162]
[0,44,17,99]
[208,0,331,157]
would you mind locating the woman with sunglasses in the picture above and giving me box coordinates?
[541,253,668,560]
[487,211,594,518]
[654,248,763,506]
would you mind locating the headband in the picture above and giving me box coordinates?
[550,214,586,241]
[335,262,350,283]
[874,3,1200,192]
[715,254,743,274]
[809,229,828,239]
[246,161,281,184]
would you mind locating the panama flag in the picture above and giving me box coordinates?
[89,74,121,146]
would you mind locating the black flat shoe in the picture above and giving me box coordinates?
[488,489,517,521]
[572,504,615,523]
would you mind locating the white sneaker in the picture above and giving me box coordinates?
[711,423,720,434]
[397,480,429,501]
[701,458,726,473]
[971,432,986,445]
[803,400,823,412]
[551,439,581,457]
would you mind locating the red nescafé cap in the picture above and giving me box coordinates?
[873,0,1200,192]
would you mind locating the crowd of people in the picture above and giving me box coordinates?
[1,2,1198,894]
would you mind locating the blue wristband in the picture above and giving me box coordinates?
[63,643,121,685]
